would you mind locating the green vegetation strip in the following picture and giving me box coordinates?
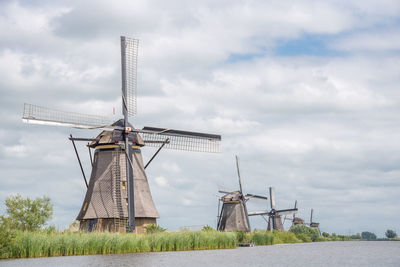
[2,225,393,260]
[1,231,236,259]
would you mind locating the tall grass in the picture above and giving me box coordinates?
[2,230,237,259]
[249,230,274,245]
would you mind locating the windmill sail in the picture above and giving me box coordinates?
[121,36,138,117]
[22,103,112,129]
[140,126,221,152]
[248,187,297,232]
[245,194,268,200]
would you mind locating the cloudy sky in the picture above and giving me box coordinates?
[1,0,399,236]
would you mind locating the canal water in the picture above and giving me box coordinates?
[1,241,399,266]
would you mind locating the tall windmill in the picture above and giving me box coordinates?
[22,36,221,233]
[216,156,268,232]
[306,209,321,234]
[248,187,297,231]
[283,200,304,226]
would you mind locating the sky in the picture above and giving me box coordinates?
[0,0,399,237]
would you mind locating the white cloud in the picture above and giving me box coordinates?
[331,29,400,52]
[154,176,169,187]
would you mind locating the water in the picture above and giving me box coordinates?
[1,241,399,267]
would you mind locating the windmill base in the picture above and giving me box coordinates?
[79,217,156,234]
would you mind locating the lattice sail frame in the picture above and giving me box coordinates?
[121,37,139,117]
[140,132,220,153]
[22,103,112,128]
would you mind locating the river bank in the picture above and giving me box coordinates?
[1,225,396,260]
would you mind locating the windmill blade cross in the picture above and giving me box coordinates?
[269,187,276,209]
[218,190,239,195]
[310,209,314,223]
[245,194,268,200]
[121,36,138,117]
[248,210,269,216]
[276,208,298,216]
[140,126,221,153]
[235,155,243,194]
[22,103,113,129]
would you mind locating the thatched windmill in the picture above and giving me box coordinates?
[306,209,321,234]
[248,187,297,231]
[216,156,268,232]
[22,36,221,233]
[283,200,304,226]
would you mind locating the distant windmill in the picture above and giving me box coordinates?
[306,209,321,234]
[248,187,297,231]
[217,156,268,232]
[22,36,221,233]
[283,200,304,226]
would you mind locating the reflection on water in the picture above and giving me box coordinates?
[2,241,400,267]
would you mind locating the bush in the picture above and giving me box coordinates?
[202,225,215,232]
[322,232,329,238]
[290,225,321,242]
[273,231,300,244]
[295,232,312,242]
[234,230,247,243]
[385,230,397,239]
[361,231,377,240]
[144,224,166,234]
[0,217,16,259]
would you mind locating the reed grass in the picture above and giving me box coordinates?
[3,230,237,259]
[249,230,274,245]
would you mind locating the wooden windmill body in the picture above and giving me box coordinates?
[283,200,304,227]
[217,156,268,232]
[23,37,221,233]
[306,209,321,235]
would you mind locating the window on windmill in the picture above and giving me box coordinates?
[122,181,126,190]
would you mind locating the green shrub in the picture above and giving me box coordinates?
[144,224,166,234]
[202,225,215,232]
[234,230,247,243]
[322,232,329,238]
[0,217,16,259]
[273,231,300,244]
[361,231,377,240]
[290,225,321,242]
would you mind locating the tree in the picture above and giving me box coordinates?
[385,229,397,239]
[361,231,377,240]
[5,195,53,231]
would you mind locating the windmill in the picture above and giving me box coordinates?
[248,187,297,231]
[22,36,221,233]
[283,200,304,226]
[306,209,321,234]
[216,156,268,232]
